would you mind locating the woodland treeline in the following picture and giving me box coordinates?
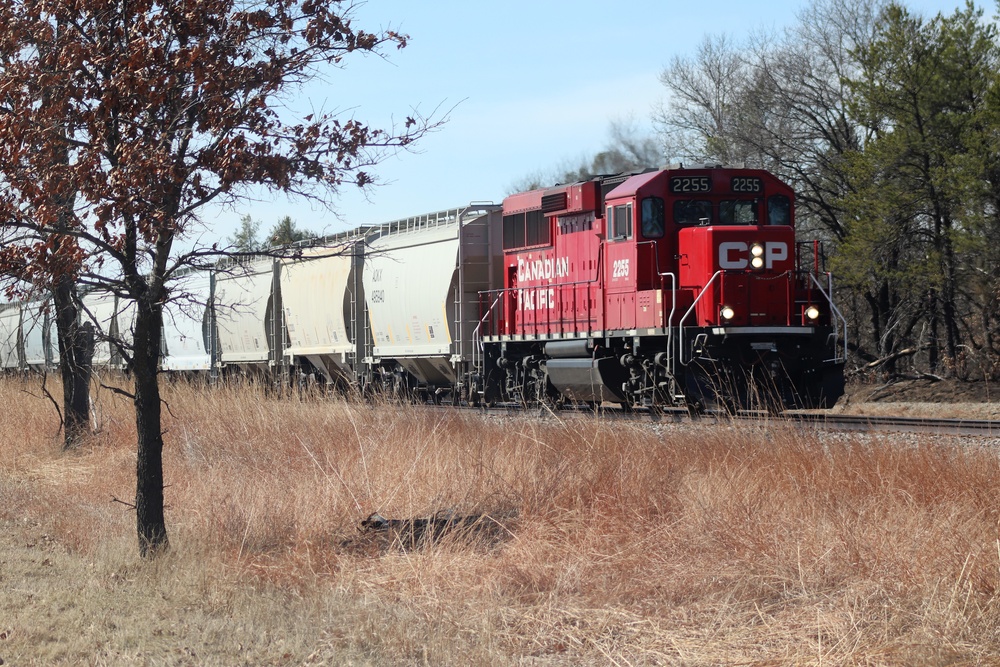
[662,0,1000,379]
[526,0,1000,380]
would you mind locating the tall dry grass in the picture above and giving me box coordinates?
[1,374,1000,665]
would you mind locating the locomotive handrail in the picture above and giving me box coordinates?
[472,294,502,373]
[656,271,678,386]
[809,272,848,364]
[676,269,847,367]
[677,271,723,366]
[632,241,681,377]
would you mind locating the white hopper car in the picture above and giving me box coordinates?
[0,204,503,403]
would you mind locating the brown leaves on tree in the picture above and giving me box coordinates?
[0,0,430,292]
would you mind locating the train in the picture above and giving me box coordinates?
[0,164,847,411]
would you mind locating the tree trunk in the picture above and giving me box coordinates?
[928,288,940,373]
[132,295,168,557]
[53,275,93,448]
[865,279,898,376]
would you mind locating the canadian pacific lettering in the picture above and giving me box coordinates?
[517,288,556,311]
[517,256,569,282]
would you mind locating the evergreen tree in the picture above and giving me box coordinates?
[230,215,262,253]
[267,215,311,247]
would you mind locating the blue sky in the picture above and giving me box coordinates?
[204,0,980,244]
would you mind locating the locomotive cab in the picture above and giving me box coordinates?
[603,171,675,331]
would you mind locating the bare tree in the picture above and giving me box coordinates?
[507,116,662,193]
[0,0,438,557]
[653,0,896,363]
[654,33,757,166]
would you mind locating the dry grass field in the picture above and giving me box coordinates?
[2,376,1000,665]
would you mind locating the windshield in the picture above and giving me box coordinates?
[719,200,758,225]
[673,200,712,225]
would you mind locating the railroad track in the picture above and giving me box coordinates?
[463,403,1000,437]
[786,412,1000,437]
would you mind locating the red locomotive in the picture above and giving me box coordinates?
[479,165,846,411]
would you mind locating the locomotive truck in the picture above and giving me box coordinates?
[0,164,846,411]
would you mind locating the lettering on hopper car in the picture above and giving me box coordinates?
[718,241,788,270]
[516,256,570,282]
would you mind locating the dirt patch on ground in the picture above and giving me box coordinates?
[844,378,1000,404]
[833,378,1000,419]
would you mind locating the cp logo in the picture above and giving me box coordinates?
[718,241,788,270]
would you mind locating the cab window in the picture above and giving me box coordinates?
[719,200,758,225]
[767,195,791,226]
[640,197,665,238]
[673,200,712,225]
[611,204,632,240]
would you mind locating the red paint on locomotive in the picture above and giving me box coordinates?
[495,165,820,337]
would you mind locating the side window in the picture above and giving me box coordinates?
[768,195,791,226]
[719,200,758,225]
[673,200,712,225]
[640,197,665,238]
[612,204,632,240]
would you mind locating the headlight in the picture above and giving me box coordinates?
[804,305,820,321]
[750,243,765,269]
[720,306,735,321]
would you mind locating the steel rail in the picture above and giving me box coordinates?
[438,402,1000,438]
[784,412,1000,437]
